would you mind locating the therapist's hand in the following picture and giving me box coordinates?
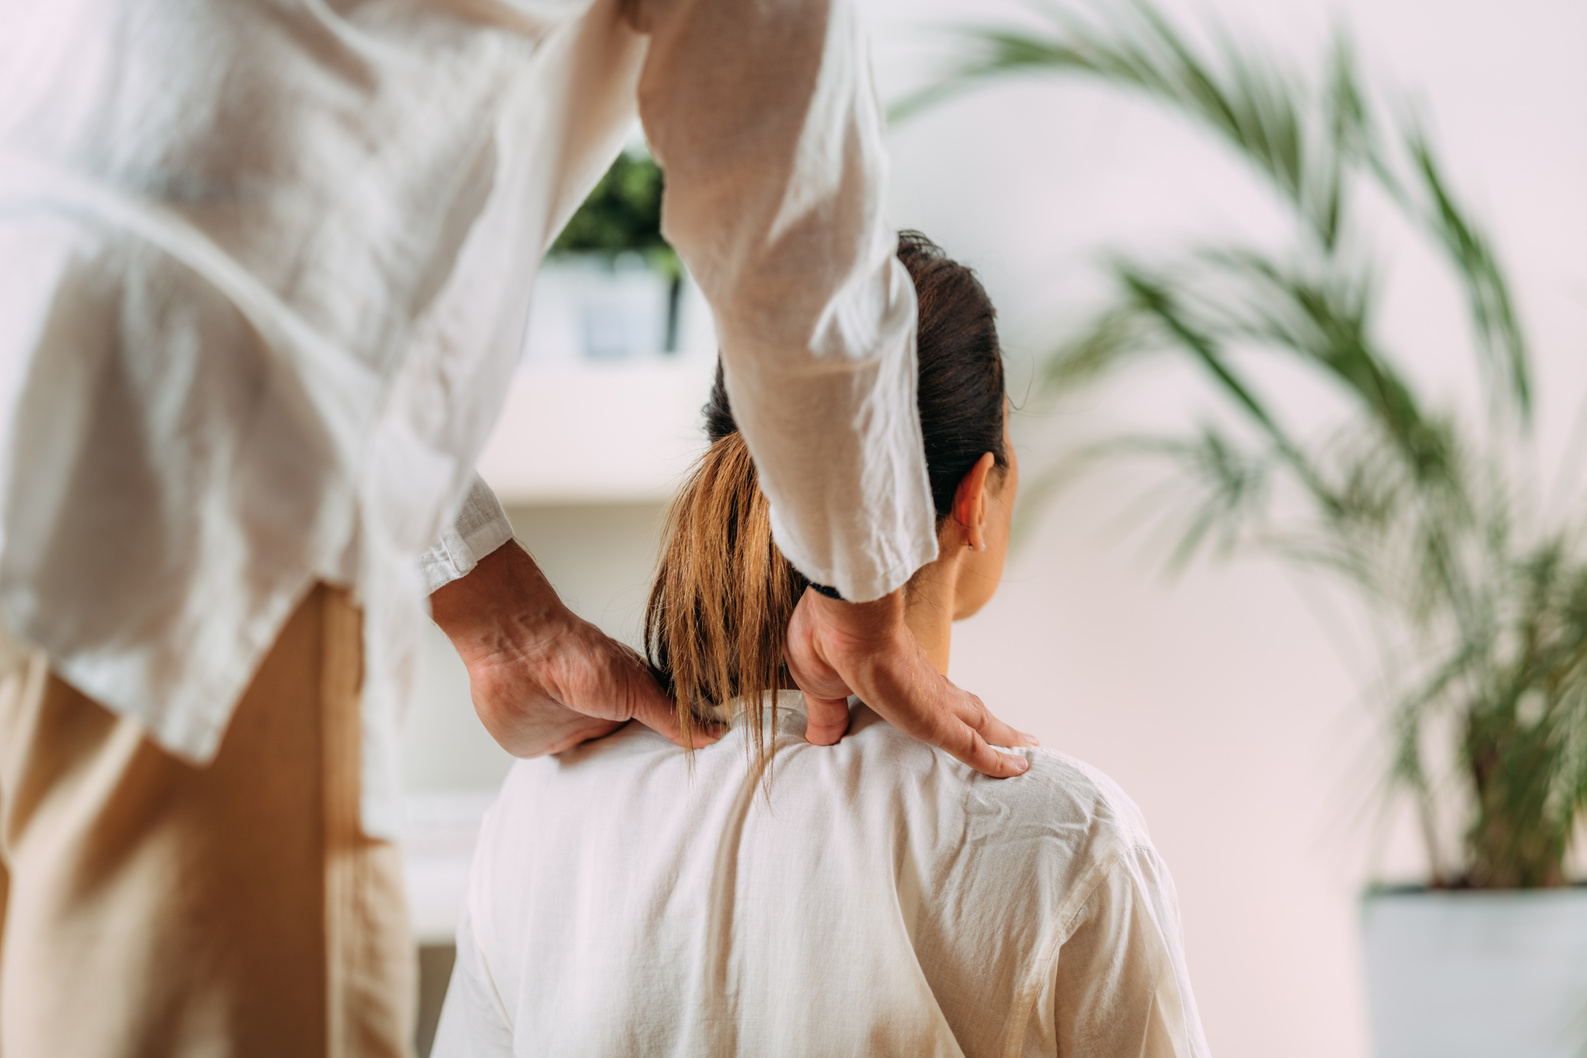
[784,586,1033,777]
[430,540,714,757]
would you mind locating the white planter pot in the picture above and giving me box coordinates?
[1361,887,1587,1058]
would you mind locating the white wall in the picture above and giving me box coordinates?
[402,2,1587,1056]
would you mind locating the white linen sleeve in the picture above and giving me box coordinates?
[418,475,515,596]
[627,0,938,601]
[1048,846,1212,1057]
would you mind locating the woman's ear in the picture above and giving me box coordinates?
[951,453,998,552]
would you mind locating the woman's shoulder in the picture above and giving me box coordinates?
[491,701,1159,873]
[1015,746,1156,850]
[849,705,1158,867]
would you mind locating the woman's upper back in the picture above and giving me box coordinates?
[436,692,1208,1058]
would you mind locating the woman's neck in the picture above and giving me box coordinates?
[902,558,957,676]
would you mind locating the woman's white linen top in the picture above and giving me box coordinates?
[435,692,1211,1057]
[0,0,935,835]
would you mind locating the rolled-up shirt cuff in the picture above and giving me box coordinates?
[419,475,515,595]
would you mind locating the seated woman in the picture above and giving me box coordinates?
[434,233,1209,1058]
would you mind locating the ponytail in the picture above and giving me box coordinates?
[644,431,806,768]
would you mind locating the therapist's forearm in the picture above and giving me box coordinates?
[431,540,569,678]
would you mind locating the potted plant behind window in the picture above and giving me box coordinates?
[905,4,1587,1054]
[530,148,684,363]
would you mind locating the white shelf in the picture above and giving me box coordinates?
[476,356,717,505]
[477,258,719,505]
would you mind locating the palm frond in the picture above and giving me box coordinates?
[1403,127,1533,423]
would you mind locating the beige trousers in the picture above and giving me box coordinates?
[0,584,415,1057]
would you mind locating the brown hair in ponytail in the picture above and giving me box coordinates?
[644,422,807,763]
[645,230,1004,769]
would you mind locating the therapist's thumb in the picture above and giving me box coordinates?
[800,693,853,746]
[616,657,725,750]
[783,587,860,745]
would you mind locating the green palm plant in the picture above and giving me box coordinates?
[905,0,1587,888]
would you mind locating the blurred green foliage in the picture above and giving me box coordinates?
[909,0,1586,889]
[549,150,680,279]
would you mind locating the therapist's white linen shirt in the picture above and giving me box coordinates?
[0,0,935,835]
[435,693,1211,1057]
